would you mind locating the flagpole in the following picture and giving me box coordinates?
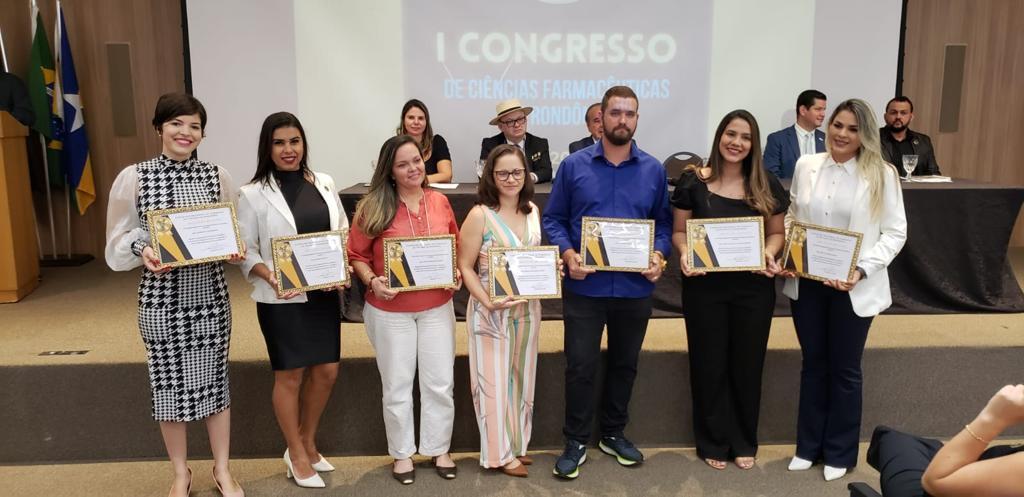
[30,0,57,258]
[10,15,44,258]
[56,0,72,259]
[0,24,9,72]
[39,135,57,257]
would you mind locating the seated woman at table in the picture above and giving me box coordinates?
[236,111,348,488]
[348,134,461,485]
[865,384,1024,497]
[458,144,555,477]
[783,98,907,482]
[672,110,788,471]
[397,99,452,183]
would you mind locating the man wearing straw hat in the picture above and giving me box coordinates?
[480,99,552,183]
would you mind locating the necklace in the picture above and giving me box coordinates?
[400,191,431,236]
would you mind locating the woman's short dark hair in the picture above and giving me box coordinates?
[251,112,310,185]
[477,144,533,214]
[151,93,207,131]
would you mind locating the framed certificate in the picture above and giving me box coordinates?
[686,216,765,272]
[579,216,655,272]
[271,230,349,294]
[781,222,863,282]
[487,246,561,301]
[383,235,457,292]
[145,202,243,267]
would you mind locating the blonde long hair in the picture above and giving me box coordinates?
[826,99,895,220]
[354,135,426,237]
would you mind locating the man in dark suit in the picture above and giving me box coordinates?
[763,89,827,179]
[480,99,552,183]
[880,96,941,176]
[568,102,602,154]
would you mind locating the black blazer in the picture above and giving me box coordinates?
[568,136,597,154]
[480,132,552,183]
[879,128,941,176]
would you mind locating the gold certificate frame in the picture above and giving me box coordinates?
[145,202,243,267]
[579,216,655,273]
[685,216,766,272]
[383,235,458,292]
[271,229,350,294]
[487,245,562,301]
[781,222,864,282]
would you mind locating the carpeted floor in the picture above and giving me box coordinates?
[1,249,1022,496]
[0,444,881,497]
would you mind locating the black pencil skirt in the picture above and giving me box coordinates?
[256,290,341,370]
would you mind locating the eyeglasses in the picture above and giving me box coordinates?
[499,116,527,127]
[494,168,526,181]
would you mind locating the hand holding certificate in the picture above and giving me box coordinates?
[146,202,244,267]
[271,230,349,295]
[488,246,561,301]
[579,216,655,272]
[685,217,765,272]
[781,222,863,282]
[383,235,458,292]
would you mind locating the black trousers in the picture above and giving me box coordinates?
[866,425,1024,497]
[681,272,775,460]
[791,279,874,468]
[562,290,652,443]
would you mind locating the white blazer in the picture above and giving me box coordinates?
[237,171,349,304]
[783,153,907,317]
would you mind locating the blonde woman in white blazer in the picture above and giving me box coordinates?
[782,99,907,482]
[237,112,349,489]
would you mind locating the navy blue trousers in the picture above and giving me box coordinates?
[791,279,874,468]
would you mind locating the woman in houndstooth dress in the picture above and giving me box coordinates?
[105,94,245,497]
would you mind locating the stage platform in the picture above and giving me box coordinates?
[1,252,1023,464]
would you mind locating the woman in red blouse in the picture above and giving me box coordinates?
[348,134,461,485]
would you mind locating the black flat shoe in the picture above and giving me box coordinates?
[392,462,415,485]
[432,457,457,480]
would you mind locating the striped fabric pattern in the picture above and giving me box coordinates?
[466,205,543,468]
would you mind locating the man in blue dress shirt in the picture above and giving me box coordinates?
[543,85,672,480]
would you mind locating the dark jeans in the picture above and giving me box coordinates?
[791,279,873,468]
[562,290,652,444]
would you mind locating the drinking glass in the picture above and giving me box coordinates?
[901,155,919,181]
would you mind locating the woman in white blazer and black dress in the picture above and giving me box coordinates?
[783,99,907,482]
[237,112,348,489]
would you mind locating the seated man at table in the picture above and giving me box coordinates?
[763,89,827,179]
[568,103,603,154]
[880,96,942,177]
[481,99,553,183]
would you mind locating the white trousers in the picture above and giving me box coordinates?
[364,301,456,459]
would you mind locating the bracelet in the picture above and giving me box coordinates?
[964,423,990,444]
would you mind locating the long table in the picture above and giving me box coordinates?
[339,180,1024,321]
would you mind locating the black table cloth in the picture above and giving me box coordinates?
[339,180,1024,321]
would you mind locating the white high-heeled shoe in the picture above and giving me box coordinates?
[311,454,335,472]
[823,465,847,481]
[284,449,326,488]
[788,456,813,471]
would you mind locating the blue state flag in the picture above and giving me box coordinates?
[57,6,95,214]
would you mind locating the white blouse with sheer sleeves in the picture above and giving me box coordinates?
[104,164,236,271]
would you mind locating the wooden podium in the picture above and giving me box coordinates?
[0,111,40,302]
